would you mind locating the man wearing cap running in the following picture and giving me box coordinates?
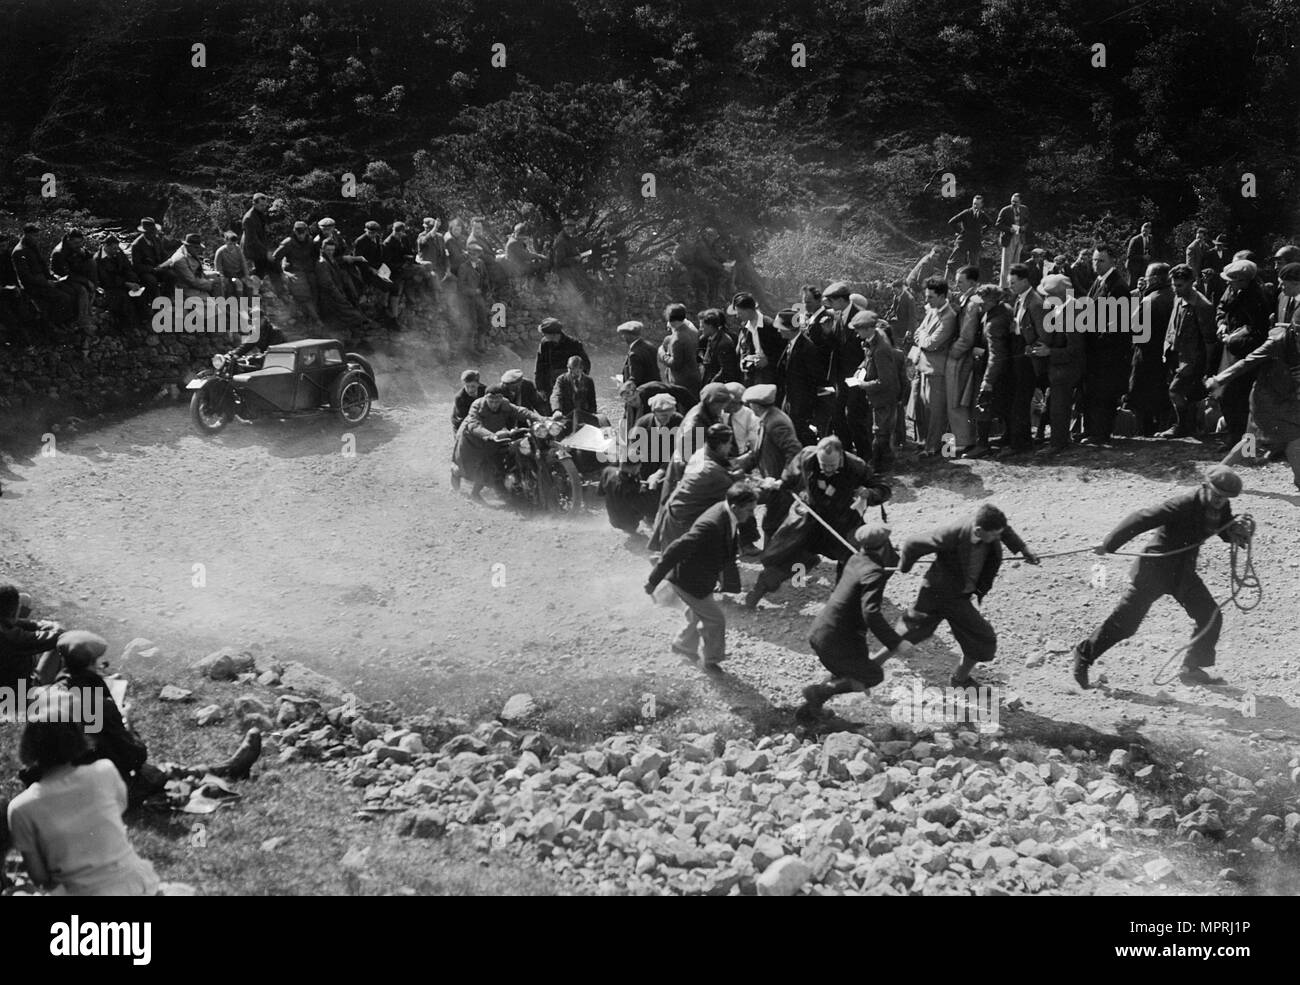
[797,524,913,722]
[1069,466,1252,688]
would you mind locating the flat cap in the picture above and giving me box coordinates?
[647,393,676,411]
[1277,262,1300,283]
[700,382,731,404]
[704,422,734,443]
[742,383,777,405]
[500,369,524,384]
[318,217,337,228]
[849,310,879,332]
[724,382,746,400]
[1040,273,1072,294]
[1205,465,1242,497]
[1221,259,1257,282]
[56,629,108,664]
[853,523,892,549]
[615,320,643,335]
[823,281,852,299]
[538,317,563,334]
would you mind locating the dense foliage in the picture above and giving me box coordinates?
[1,0,1297,270]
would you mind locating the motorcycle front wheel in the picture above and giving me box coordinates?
[540,456,583,513]
[190,383,234,434]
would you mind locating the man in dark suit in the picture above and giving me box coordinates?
[877,503,1039,688]
[1184,227,1211,278]
[534,317,591,408]
[773,308,827,445]
[617,320,661,389]
[699,308,742,385]
[945,194,992,282]
[551,355,598,429]
[797,524,909,722]
[1202,234,1231,302]
[996,193,1030,287]
[822,281,868,454]
[1080,244,1133,445]
[1125,222,1155,289]
[1157,264,1218,438]
[732,292,781,386]
[1070,467,1251,688]
[1126,262,1176,435]
[645,484,757,672]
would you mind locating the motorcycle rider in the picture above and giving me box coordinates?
[452,384,548,503]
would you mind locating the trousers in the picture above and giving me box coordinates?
[1075,563,1221,668]
[898,588,997,663]
[669,583,726,665]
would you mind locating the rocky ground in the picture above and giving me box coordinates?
[2,336,1299,895]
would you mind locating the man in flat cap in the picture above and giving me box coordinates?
[1214,258,1271,450]
[453,384,548,503]
[272,220,321,325]
[617,320,661,390]
[534,318,591,410]
[500,367,549,415]
[733,382,802,545]
[1070,466,1252,688]
[849,310,904,472]
[1156,264,1218,439]
[52,631,149,787]
[646,483,757,673]
[797,524,913,723]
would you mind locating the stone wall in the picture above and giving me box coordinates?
[0,262,699,437]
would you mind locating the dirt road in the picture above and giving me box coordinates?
[3,339,1300,777]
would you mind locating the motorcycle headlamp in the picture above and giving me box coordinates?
[548,420,565,437]
[517,438,533,455]
[532,421,550,439]
[211,353,225,369]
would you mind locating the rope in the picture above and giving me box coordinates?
[1151,514,1260,685]
[863,513,1262,681]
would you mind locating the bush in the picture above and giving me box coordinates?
[755,225,913,300]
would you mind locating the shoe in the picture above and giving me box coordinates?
[742,587,764,610]
[1178,666,1223,686]
[209,727,263,781]
[949,672,982,690]
[796,682,837,723]
[671,645,698,662]
[468,488,486,503]
[995,446,1024,460]
[1155,427,1191,440]
[963,444,991,459]
[700,661,726,676]
[1071,647,1091,689]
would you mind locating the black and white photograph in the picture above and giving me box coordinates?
[0,0,1295,939]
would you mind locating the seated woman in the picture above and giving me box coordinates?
[6,691,160,896]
